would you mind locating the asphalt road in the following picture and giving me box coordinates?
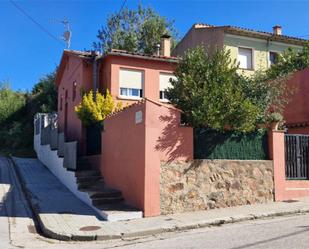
[113,214,309,249]
[1,156,309,249]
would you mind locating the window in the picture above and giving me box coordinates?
[119,68,143,98]
[269,51,279,66]
[238,47,253,69]
[120,87,142,97]
[159,73,176,101]
[72,81,77,101]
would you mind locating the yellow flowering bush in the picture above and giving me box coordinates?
[75,90,122,126]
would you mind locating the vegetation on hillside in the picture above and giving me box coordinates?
[93,3,178,54]
[0,72,57,157]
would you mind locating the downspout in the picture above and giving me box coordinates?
[266,38,270,68]
[91,51,101,101]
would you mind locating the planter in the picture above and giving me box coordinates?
[270,121,279,131]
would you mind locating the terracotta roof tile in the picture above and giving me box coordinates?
[104,98,181,120]
[62,49,179,62]
[107,49,179,62]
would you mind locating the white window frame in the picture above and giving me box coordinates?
[237,47,254,70]
[119,68,144,100]
[119,87,143,99]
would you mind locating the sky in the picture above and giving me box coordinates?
[1,0,309,91]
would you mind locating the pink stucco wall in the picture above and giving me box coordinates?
[101,102,146,212]
[102,55,177,106]
[285,68,309,134]
[101,99,193,217]
[56,52,177,156]
[288,126,309,134]
[271,130,309,200]
[57,55,93,155]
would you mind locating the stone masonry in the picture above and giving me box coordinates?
[160,160,274,214]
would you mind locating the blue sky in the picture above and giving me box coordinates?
[1,0,309,91]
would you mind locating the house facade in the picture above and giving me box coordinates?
[55,36,178,155]
[173,24,305,77]
[40,24,309,219]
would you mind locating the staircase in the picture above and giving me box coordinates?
[75,158,142,221]
[34,113,142,221]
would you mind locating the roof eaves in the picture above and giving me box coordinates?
[224,26,307,45]
[191,23,307,45]
[105,50,179,63]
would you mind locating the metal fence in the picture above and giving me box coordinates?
[285,134,309,180]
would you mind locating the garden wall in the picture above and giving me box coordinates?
[160,160,274,214]
[101,99,193,217]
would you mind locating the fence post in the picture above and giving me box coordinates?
[272,130,286,201]
[268,129,274,160]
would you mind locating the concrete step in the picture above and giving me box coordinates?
[77,157,90,164]
[76,175,102,184]
[96,203,143,221]
[87,189,122,199]
[75,170,101,178]
[77,178,104,190]
[92,196,124,206]
[76,163,92,171]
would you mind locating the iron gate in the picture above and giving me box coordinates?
[285,134,309,179]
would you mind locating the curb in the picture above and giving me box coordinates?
[9,157,309,241]
[119,208,309,239]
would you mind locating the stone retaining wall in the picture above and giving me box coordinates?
[160,160,274,214]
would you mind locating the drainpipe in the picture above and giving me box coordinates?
[91,51,101,101]
[266,38,270,68]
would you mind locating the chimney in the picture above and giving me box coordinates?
[160,34,171,57]
[273,25,282,35]
[156,43,161,56]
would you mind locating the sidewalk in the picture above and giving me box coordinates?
[12,157,309,241]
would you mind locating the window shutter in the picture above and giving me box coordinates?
[119,69,143,89]
[159,73,176,91]
[238,48,252,69]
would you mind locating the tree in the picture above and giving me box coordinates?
[264,42,309,80]
[167,46,260,132]
[93,4,178,54]
[31,71,57,113]
[75,90,122,126]
[0,82,26,124]
[247,42,309,123]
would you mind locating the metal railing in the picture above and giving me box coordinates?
[285,134,309,180]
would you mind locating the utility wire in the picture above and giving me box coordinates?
[118,0,127,16]
[9,0,65,47]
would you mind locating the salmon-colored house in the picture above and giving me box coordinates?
[53,36,194,217]
[55,36,178,156]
